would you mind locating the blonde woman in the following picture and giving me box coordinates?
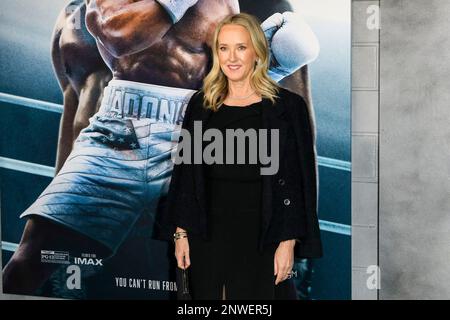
[165,12,322,300]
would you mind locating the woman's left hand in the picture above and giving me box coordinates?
[274,239,295,285]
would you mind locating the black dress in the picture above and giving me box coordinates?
[188,101,286,300]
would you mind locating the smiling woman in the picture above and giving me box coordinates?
[163,12,323,301]
[217,24,259,90]
[202,12,280,111]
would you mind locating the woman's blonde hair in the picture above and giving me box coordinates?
[202,12,280,111]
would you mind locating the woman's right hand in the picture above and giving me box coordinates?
[175,236,191,270]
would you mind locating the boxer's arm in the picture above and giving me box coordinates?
[72,69,112,144]
[51,14,79,174]
[85,0,172,57]
[55,87,79,174]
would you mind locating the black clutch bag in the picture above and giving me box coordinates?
[176,266,192,300]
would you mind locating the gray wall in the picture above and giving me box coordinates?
[379,0,450,299]
[351,0,380,300]
[353,0,450,300]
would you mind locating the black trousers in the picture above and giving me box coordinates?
[188,178,297,300]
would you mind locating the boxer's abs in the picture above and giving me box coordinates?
[93,0,238,87]
[98,40,208,88]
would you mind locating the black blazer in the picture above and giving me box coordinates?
[156,87,323,259]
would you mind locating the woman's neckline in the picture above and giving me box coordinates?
[222,100,263,108]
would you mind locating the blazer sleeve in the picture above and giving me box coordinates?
[292,93,323,259]
[154,90,199,241]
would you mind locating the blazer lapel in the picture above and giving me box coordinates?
[193,106,212,217]
[260,96,288,165]
[259,97,288,241]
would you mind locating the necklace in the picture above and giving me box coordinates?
[228,91,255,100]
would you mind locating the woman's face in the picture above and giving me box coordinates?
[217,24,258,83]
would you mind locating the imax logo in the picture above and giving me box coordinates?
[74,257,103,266]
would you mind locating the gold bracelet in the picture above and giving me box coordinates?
[174,234,188,241]
[173,231,188,241]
